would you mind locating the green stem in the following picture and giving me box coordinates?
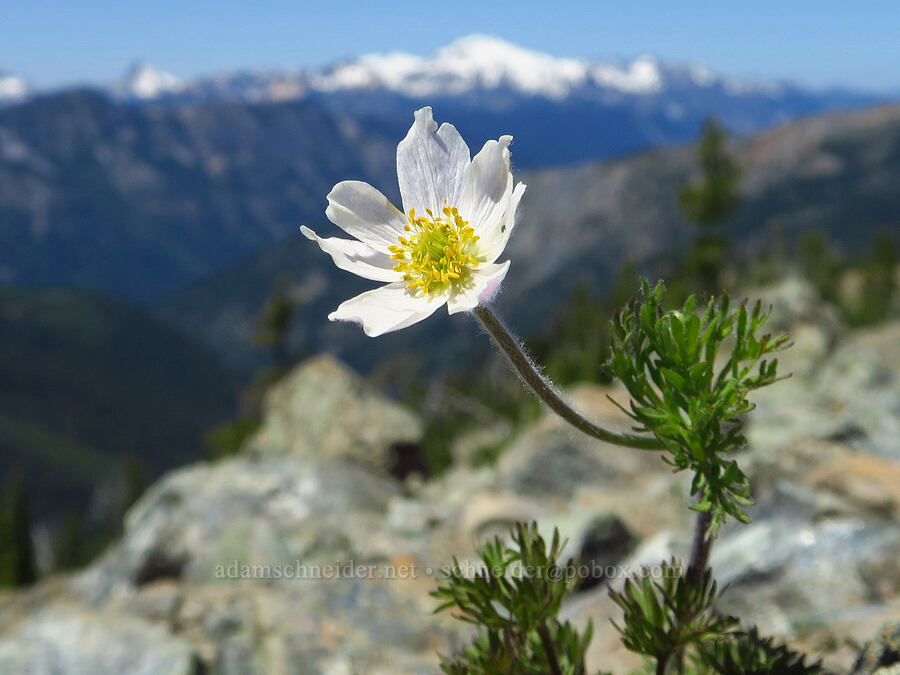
[537,623,563,675]
[474,304,663,451]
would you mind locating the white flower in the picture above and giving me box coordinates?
[301,107,525,337]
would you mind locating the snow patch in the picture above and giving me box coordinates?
[689,64,716,87]
[591,55,662,94]
[121,63,183,99]
[0,71,27,102]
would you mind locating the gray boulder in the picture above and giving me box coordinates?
[75,456,404,602]
[245,355,423,471]
[0,604,200,675]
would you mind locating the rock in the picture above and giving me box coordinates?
[814,321,900,460]
[458,491,548,543]
[711,517,900,636]
[0,604,200,675]
[806,452,900,519]
[853,622,900,674]
[746,275,843,376]
[108,575,453,674]
[122,580,183,626]
[495,385,661,497]
[449,423,512,466]
[749,276,842,330]
[245,355,423,472]
[749,320,900,461]
[74,456,404,602]
[576,514,638,591]
[746,439,900,524]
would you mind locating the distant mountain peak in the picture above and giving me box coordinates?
[311,34,666,98]
[0,35,881,114]
[120,62,183,99]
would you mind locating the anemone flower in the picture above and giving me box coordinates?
[301,107,525,337]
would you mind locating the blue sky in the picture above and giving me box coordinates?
[2,0,899,91]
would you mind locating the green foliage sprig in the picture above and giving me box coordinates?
[693,627,824,674]
[432,522,595,675]
[609,559,737,672]
[606,280,791,534]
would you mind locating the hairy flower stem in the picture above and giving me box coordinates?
[537,623,563,675]
[687,510,714,577]
[474,305,663,451]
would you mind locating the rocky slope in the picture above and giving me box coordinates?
[0,278,898,673]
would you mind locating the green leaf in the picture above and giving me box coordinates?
[605,280,790,532]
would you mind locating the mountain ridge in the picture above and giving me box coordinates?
[5,35,889,107]
[0,89,398,300]
[155,102,900,373]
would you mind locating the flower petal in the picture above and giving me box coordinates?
[329,282,448,337]
[446,261,511,315]
[300,226,401,282]
[326,181,408,254]
[476,181,526,263]
[460,135,513,244]
[397,107,470,216]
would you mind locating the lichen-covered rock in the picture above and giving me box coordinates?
[74,456,405,602]
[814,321,900,460]
[749,318,900,462]
[245,355,423,471]
[710,517,900,635]
[0,604,200,675]
[853,622,900,674]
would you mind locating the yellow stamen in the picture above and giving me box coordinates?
[391,206,481,295]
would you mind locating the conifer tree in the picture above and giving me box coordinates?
[679,118,742,293]
[853,230,898,325]
[0,469,38,588]
[253,274,302,368]
[207,276,304,458]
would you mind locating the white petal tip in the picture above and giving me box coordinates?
[499,135,513,148]
[299,225,316,240]
[412,107,438,135]
[480,261,511,303]
[327,310,381,337]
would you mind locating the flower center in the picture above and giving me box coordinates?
[389,207,480,295]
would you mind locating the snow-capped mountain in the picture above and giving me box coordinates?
[110,35,796,102]
[118,63,184,99]
[0,70,28,104]
[313,35,620,98]
[107,35,826,105]
[309,35,708,98]
[8,35,879,115]
[2,36,884,169]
